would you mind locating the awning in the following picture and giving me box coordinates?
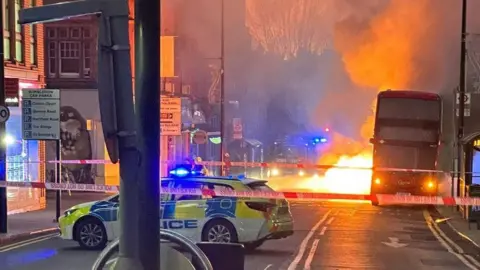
[244,139,262,147]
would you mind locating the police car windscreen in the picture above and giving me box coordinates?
[377,98,440,121]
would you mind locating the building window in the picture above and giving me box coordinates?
[83,43,91,78]
[46,25,95,79]
[59,41,81,77]
[14,0,23,62]
[3,1,10,59]
[29,0,36,65]
[47,42,56,77]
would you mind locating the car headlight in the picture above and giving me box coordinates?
[64,209,78,217]
[313,173,320,179]
[298,170,305,176]
[272,168,280,176]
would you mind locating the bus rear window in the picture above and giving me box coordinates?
[378,98,441,121]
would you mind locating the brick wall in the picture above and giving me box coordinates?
[6,0,45,84]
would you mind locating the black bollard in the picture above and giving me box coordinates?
[194,242,245,270]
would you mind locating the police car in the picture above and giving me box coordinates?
[58,166,294,251]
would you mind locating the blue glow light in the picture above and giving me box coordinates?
[6,248,58,267]
[314,138,320,143]
[320,138,327,143]
[169,168,190,177]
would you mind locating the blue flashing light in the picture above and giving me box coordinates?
[169,167,190,177]
[314,138,320,143]
[320,138,327,143]
[169,165,205,177]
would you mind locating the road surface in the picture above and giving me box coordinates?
[0,201,479,270]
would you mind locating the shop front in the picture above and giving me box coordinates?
[5,78,46,214]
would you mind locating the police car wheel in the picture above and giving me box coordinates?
[202,219,238,243]
[76,217,108,250]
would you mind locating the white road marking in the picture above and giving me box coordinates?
[304,239,320,270]
[106,258,117,267]
[326,217,334,225]
[319,226,327,235]
[264,264,273,270]
[423,210,480,269]
[287,210,331,270]
[0,233,58,252]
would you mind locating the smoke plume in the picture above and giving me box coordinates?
[173,0,480,149]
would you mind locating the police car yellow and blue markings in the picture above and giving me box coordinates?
[60,200,118,224]
[61,172,281,237]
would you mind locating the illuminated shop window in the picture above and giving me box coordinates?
[5,108,39,182]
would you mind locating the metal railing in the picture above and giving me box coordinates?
[92,229,214,270]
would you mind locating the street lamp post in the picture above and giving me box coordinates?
[0,0,7,234]
[456,0,467,197]
[219,0,226,175]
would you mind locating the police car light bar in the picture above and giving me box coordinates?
[169,167,190,177]
[169,166,205,177]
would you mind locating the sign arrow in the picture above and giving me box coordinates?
[161,113,174,119]
[382,237,408,248]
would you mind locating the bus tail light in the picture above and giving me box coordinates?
[426,181,435,189]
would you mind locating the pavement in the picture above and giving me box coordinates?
[0,192,112,247]
[0,200,480,269]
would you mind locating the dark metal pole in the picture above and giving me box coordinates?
[0,0,7,234]
[220,0,226,175]
[456,0,467,197]
[55,140,61,221]
[135,0,160,268]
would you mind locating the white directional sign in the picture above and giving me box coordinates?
[0,105,10,123]
[21,89,61,140]
[456,93,471,105]
[456,93,472,117]
[160,97,181,135]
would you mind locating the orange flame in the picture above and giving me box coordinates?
[313,0,462,195]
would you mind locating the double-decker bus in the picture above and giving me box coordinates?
[370,90,442,205]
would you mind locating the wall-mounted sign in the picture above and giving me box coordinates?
[193,130,207,144]
[209,136,221,144]
[5,78,19,106]
[232,118,243,140]
[161,97,182,135]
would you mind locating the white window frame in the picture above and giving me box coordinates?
[59,40,81,78]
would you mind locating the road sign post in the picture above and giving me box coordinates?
[21,88,62,220]
[456,92,471,117]
[160,98,181,136]
[0,106,10,123]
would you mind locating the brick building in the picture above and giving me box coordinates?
[3,0,47,213]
